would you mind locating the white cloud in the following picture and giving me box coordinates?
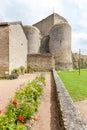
[68,0,87,7]
[0,0,64,25]
[72,32,87,54]
[72,32,87,41]
[0,0,87,54]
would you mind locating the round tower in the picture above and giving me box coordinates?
[24,26,41,54]
[49,23,72,70]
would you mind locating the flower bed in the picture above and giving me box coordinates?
[0,76,45,129]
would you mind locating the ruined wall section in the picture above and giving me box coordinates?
[9,24,27,73]
[0,25,9,74]
[27,54,55,71]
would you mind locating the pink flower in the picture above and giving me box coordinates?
[18,116,24,122]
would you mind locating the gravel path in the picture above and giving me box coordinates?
[75,100,87,123]
[30,72,61,130]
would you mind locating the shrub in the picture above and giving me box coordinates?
[8,74,18,80]
[11,68,19,76]
[0,75,5,79]
[0,74,18,80]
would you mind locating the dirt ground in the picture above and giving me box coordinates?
[29,72,61,130]
[0,73,42,112]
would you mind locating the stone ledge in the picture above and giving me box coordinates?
[53,69,87,130]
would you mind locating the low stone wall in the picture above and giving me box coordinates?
[27,54,55,71]
[53,69,87,130]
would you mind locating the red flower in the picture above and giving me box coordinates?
[0,110,2,114]
[18,116,24,122]
[13,101,18,107]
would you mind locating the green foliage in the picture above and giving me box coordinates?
[8,74,18,79]
[11,68,19,76]
[19,66,25,74]
[0,74,18,80]
[27,64,34,73]
[16,122,27,130]
[72,53,87,69]
[0,76,45,129]
[58,69,87,102]
[0,75,6,79]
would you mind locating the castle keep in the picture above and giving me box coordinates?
[0,13,72,74]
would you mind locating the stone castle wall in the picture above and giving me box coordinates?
[33,13,72,70]
[49,23,72,70]
[54,13,67,24]
[24,26,41,54]
[0,25,9,74]
[0,13,72,74]
[9,24,27,73]
[33,13,68,36]
[27,54,55,71]
[33,14,54,36]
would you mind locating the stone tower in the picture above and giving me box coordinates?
[24,26,41,54]
[33,13,72,70]
[49,23,72,70]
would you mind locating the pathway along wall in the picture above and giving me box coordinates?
[53,69,87,130]
[49,23,72,70]
[24,26,41,54]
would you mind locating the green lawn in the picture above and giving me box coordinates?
[57,69,87,102]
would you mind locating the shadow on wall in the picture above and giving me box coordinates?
[40,35,50,54]
[50,73,62,130]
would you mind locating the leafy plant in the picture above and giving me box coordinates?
[27,64,34,73]
[19,66,25,74]
[11,68,19,76]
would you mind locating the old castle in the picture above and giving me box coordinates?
[0,13,72,74]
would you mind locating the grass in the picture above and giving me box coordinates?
[57,69,87,102]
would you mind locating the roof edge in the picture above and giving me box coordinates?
[0,21,22,26]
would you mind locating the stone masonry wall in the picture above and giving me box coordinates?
[0,25,9,74]
[54,13,68,24]
[49,23,72,70]
[24,26,41,54]
[27,54,55,71]
[33,14,54,36]
[33,13,68,36]
[53,69,87,130]
[9,24,27,73]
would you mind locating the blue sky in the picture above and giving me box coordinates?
[0,0,87,55]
